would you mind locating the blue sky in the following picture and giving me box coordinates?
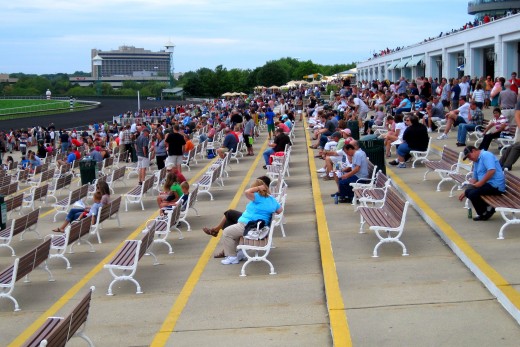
[2,0,472,75]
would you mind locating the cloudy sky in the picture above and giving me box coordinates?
[2,0,472,75]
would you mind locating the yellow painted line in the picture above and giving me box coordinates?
[387,167,520,306]
[304,121,352,346]
[150,140,269,346]
[9,161,215,346]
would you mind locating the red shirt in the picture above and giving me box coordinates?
[73,150,81,160]
[509,78,520,94]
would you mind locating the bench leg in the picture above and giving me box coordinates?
[106,269,142,295]
[0,244,16,257]
[0,292,21,311]
[497,211,519,240]
[49,253,72,270]
[372,228,408,257]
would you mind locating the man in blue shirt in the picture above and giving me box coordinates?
[459,146,505,221]
[217,127,238,159]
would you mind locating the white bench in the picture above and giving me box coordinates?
[53,184,89,222]
[21,286,95,347]
[106,165,127,194]
[124,176,154,211]
[47,173,73,204]
[357,188,410,257]
[177,184,200,231]
[410,136,432,168]
[0,209,42,256]
[90,196,122,243]
[103,221,158,295]
[48,217,93,269]
[145,205,182,255]
[236,215,277,277]
[0,239,54,311]
[197,164,223,201]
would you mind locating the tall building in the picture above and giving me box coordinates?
[91,46,170,78]
[468,0,520,20]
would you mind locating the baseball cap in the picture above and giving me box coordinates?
[463,145,477,160]
[142,128,150,133]
[331,132,341,138]
[341,128,352,135]
[281,115,288,120]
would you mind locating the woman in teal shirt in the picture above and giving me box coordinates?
[220,179,283,265]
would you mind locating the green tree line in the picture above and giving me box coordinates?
[1,57,354,98]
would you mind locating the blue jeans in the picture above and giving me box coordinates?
[319,133,332,148]
[263,148,275,165]
[338,175,359,199]
[66,208,84,222]
[396,142,411,157]
[395,107,411,115]
[457,123,476,144]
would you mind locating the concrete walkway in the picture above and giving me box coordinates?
[1,121,520,346]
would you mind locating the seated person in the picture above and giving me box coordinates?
[216,127,238,159]
[57,147,76,167]
[217,178,283,265]
[160,181,190,215]
[478,107,509,151]
[157,172,183,208]
[437,96,470,140]
[393,114,429,168]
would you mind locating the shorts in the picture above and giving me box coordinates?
[167,155,184,166]
[137,156,150,168]
[267,124,275,133]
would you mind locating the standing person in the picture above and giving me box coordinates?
[459,146,505,221]
[499,81,518,124]
[59,130,70,154]
[440,78,451,111]
[490,77,503,107]
[120,125,132,161]
[471,84,485,109]
[165,124,185,174]
[154,131,167,170]
[484,75,494,108]
[135,128,150,185]
[19,131,28,156]
[451,78,461,110]
[508,72,520,95]
[243,114,255,156]
[265,107,276,140]
[331,141,369,203]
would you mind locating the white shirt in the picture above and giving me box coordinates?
[457,102,471,121]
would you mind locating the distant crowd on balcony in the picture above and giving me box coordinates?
[368,9,519,61]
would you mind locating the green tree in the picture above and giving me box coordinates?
[256,61,289,87]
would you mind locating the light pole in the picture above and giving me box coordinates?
[92,54,103,96]
[165,41,175,87]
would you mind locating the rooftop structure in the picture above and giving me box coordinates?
[468,0,520,19]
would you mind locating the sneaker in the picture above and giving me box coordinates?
[319,173,328,178]
[221,256,239,265]
[436,133,448,140]
[330,192,339,197]
[398,162,407,168]
[389,160,399,166]
[323,175,334,181]
[316,168,326,173]
[427,128,432,133]
[262,165,267,169]
[456,142,466,147]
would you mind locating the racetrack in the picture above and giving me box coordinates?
[0,98,183,130]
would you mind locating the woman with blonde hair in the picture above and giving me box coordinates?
[219,178,283,265]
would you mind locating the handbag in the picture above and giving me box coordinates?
[248,136,254,145]
[243,220,269,240]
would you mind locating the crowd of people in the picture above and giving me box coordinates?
[306,71,520,221]
[368,10,519,60]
